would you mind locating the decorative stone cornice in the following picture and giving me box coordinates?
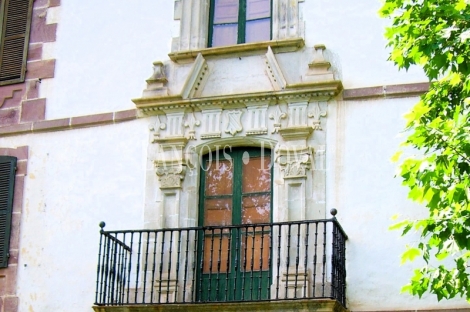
[168,38,305,63]
[133,81,342,114]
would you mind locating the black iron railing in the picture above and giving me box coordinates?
[94,215,347,307]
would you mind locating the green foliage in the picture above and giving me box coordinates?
[380,0,470,302]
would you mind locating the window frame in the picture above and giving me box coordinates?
[208,0,273,48]
[196,146,273,301]
[0,0,34,86]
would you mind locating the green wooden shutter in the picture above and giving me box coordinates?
[0,0,33,86]
[0,156,16,268]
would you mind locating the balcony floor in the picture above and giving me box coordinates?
[93,299,347,312]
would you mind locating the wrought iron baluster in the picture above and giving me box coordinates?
[115,237,123,304]
[166,230,174,303]
[158,231,166,303]
[182,229,190,303]
[321,221,327,297]
[215,228,223,301]
[313,222,318,298]
[285,224,291,299]
[294,224,301,299]
[257,225,266,299]
[208,228,215,301]
[150,231,158,303]
[120,233,129,305]
[142,231,150,303]
[126,232,134,304]
[303,222,310,298]
[249,225,255,300]
[241,225,249,301]
[233,227,239,300]
[224,227,231,301]
[197,229,205,302]
[95,223,105,305]
[276,224,281,299]
[134,232,143,303]
[266,224,272,300]
[102,234,111,304]
[175,229,182,303]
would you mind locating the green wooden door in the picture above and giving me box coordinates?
[197,147,272,302]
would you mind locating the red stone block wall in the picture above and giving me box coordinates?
[0,1,59,311]
[0,0,60,128]
[0,146,28,312]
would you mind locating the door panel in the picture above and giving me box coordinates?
[198,147,272,302]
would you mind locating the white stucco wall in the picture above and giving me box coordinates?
[305,0,427,88]
[3,1,466,311]
[43,0,174,119]
[0,120,150,312]
[326,97,468,310]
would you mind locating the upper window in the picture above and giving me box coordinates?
[0,0,33,86]
[208,0,272,47]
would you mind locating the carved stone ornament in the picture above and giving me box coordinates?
[305,44,335,82]
[308,102,327,130]
[149,115,167,143]
[184,111,201,140]
[142,61,169,98]
[276,147,313,179]
[269,106,287,133]
[155,164,186,189]
[224,110,243,136]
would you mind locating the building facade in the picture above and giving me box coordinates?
[0,1,467,312]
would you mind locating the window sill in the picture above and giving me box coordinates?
[168,38,305,63]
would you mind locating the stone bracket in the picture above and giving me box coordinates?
[265,46,287,91]
[181,53,209,99]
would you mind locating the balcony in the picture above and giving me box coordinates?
[93,216,347,312]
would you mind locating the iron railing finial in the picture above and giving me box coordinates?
[330,208,337,218]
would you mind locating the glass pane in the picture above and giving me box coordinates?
[242,156,271,193]
[213,0,239,24]
[203,233,230,273]
[242,232,270,271]
[212,24,238,47]
[205,159,233,196]
[245,18,270,43]
[204,198,232,226]
[247,0,271,20]
[242,194,270,224]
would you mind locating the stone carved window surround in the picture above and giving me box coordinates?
[171,0,305,61]
[147,105,327,228]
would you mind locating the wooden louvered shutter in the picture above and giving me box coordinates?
[0,156,16,268]
[0,0,33,86]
